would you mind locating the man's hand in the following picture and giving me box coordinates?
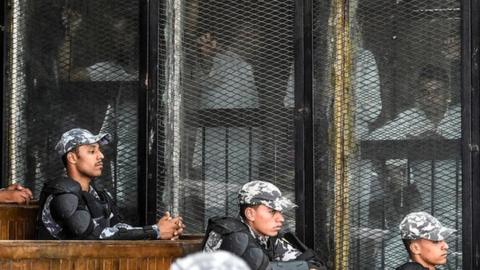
[157,212,186,240]
[0,184,33,204]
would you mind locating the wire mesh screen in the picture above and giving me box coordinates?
[313,0,462,269]
[5,0,140,224]
[160,0,296,233]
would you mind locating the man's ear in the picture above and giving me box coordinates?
[66,151,78,164]
[244,207,256,222]
[410,240,421,255]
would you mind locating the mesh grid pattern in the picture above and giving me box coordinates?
[5,0,140,224]
[160,0,296,232]
[313,0,462,269]
[5,0,464,267]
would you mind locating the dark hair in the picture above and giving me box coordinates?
[239,204,261,220]
[61,147,79,168]
[402,239,414,257]
[417,65,449,85]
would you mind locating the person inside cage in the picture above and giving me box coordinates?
[367,65,461,269]
[0,183,33,204]
[284,31,384,268]
[36,128,185,240]
[190,17,261,225]
[202,180,327,270]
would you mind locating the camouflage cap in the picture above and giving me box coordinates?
[55,128,111,156]
[238,180,296,211]
[399,211,456,241]
[170,251,250,270]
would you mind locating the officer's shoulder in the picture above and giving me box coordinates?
[396,262,428,270]
[208,216,248,233]
[45,177,82,195]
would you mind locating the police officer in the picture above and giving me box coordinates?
[36,128,184,240]
[396,212,455,270]
[203,180,326,270]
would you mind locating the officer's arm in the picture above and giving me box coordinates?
[219,232,270,270]
[282,232,327,270]
[50,193,95,238]
[270,261,310,270]
[98,224,158,240]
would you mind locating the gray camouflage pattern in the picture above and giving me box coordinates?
[170,251,250,270]
[55,128,111,156]
[399,211,456,241]
[203,218,302,262]
[238,181,296,211]
[40,185,159,239]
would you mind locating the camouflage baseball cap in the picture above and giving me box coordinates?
[170,251,250,270]
[55,128,111,156]
[238,180,296,211]
[399,211,456,241]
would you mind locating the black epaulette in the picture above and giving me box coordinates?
[44,177,82,196]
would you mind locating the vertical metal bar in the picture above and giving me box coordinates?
[0,0,8,188]
[431,160,435,215]
[202,127,206,230]
[381,161,387,269]
[294,0,314,247]
[138,0,160,225]
[462,0,477,268]
[225,128,229,216]
[455,158,460,268]
[248,127,252,181]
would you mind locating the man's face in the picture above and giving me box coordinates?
[71,143,104,178]
[247,204,284,237]
[418,78,449,116]
[414,239,449,268]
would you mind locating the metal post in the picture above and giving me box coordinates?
[462,0,478,268]
[138,0,160,225]
[294,0,314,248]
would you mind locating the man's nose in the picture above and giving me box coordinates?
[442,241,449,250]
[98,150,104,159]
[276,212,284,222]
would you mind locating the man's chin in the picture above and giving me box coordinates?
[91,171,103,177]
[267,231,280,237]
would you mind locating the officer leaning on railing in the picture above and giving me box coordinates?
[35,128,185,240]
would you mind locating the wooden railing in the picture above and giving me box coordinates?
[0,203,39,240]
[0,204,204,270]
[0,237,203,270]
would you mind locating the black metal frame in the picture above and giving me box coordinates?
[294,0,315,248]
[0,0,8,188]
[462,0,479,268]
[138,0,160,225]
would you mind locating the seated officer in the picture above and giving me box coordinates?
[36,128,184,240]
[0,183,33,204]
[203,180,326,270]
[396,212,455,270]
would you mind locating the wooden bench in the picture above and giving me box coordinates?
[0,204,204,269]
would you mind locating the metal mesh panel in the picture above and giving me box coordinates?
[313,0,462,269]
[160,0,296,233]
[5,0,140,223]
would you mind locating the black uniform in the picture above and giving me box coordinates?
[202,216,327,270]
[36,177,157,240]
[396,262,432,270]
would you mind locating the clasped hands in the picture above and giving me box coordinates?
[156,211,185,240]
